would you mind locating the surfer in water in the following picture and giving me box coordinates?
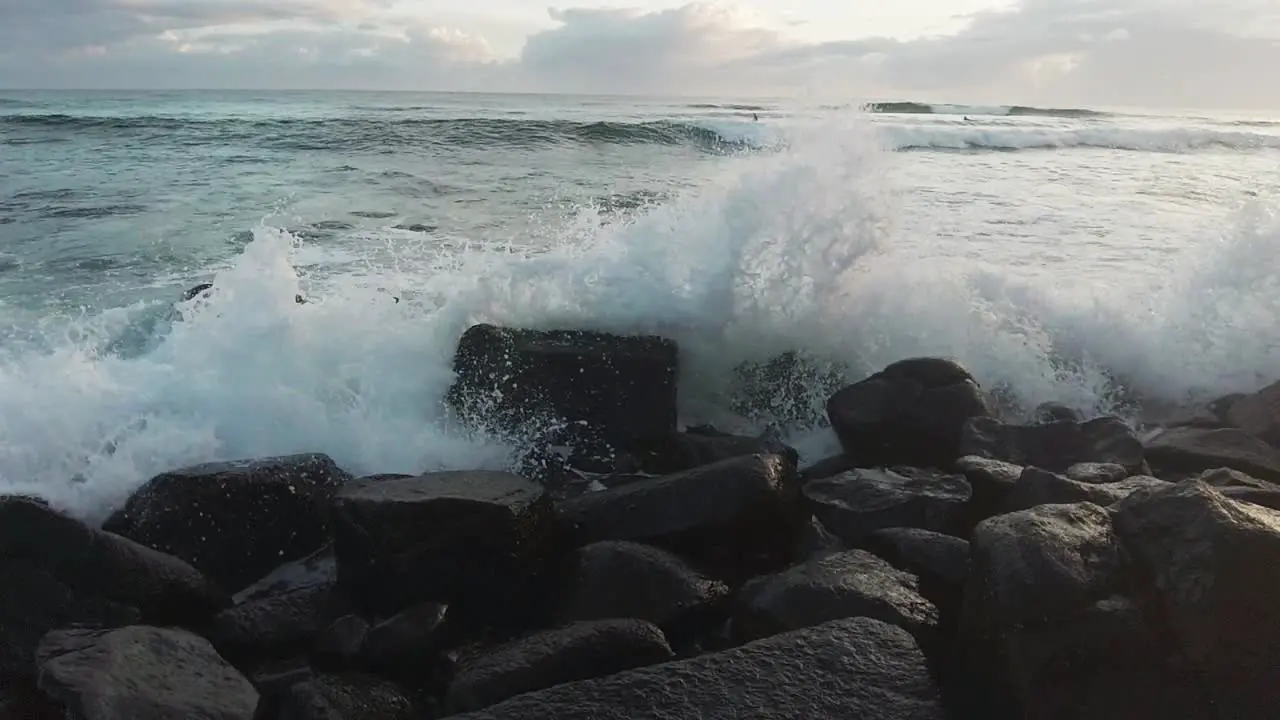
[752,112,759,122]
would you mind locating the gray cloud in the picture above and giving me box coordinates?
[1,0,1277,109]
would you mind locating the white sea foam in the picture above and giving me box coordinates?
[2,111,1280,522]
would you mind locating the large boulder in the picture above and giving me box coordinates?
[1112,480,1280,714]
[635,426,797,475]
[35,626,258,720]
[360,601,450,675]
[1143,426,1280,482]
[555,454,804,580]
[954,455,1022,522]
[208,581,351,664]
[860,528,970,624]
[0,497,226,680]
[552,541,731,643]
[446,324,678,454]
[803,466,972,543]
[445,617,945,720]
[825,357,992,468]
[331,471,556,617]
[447,619,674,713]
[732,549,938,645]
[1224,380,1280,446]
[959,416,1147,476]
[103,454,351,593]
[1001,467,1167,514]
[273,672,419,720]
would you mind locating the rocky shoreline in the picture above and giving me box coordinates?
[4,324,1280,719]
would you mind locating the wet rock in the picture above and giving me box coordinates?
[447,324,678,454]
[209,583,351,664]
[1112,480,1280,713]
[960,502,1129,716]
[792,515,845,561]
[553,541,731,643]
[1143,426,1280,482]
[636,426,797,475]
[360,601,449,672]
[1002,467,1167,513]
[860,528,970,623]
[276,673,418,720]
[313,614,369,668]
[826,357,992,468]
[332,471,555,618]
[1034,401,1082,423]
[798,453,857,481]
[0,498,226,679]
[1192,467,1280,490]
[732,549,938,645]
[1224,380,1280,446]
[233,545,337,606]
[955,455,1023,522]
[445,617,946,720]
[1065,462,1130,484]
[36,626,258,720]
[103,453,352,593]
[556,454,804,581]
[446,619,674,713]
[803,466,972,543]
[960,416,1147,476]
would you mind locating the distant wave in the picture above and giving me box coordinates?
[884,125,1280,153]
[865,101,1109,118]
[0,114,770,153]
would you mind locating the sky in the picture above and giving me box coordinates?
[1,0,1278,109]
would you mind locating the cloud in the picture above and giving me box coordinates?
[1,0,1279,108]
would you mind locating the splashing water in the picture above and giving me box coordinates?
[3,112,1280,522]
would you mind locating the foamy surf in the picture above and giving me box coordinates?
[2,111,1280,522]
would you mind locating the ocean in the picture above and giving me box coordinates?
[3,89,1280,521]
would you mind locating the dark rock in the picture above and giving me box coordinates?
[732,549,938,644]
[798,453,856,481]
[355,473,415,483]
[636,427,797,475]
[1065,462,1129,484]
[332,471,555,616]
[276,673,418,720]
[954,455,1022,522]
[826,358,992,468]
[446,619,674,713]
[803,466,972,543]
[446,324,678,453]
[313,615,369,668]
[1193,467,1280,490]
[361,602,448,670]
[960,416,1147,475]
[1112,480,1280,713]
[445,617,946,720]
[392,223,436,233]
[1143,426,1280,482]
[1034,401,1082,423]
[960,502,1129,716]
[233,545,337,606]
[792,515,845,560]
[1002,467,1167,513]
[36,626,258,720]
[183,282,213,301]
[103,454,352,593]
[1224,380,1280,446]
[555,454,804,581]
[1221,485,1280,512]
[860,528,969,623]
[553,541,730,643]
[210,583,351,663]
[0,498,226,680]
[0,676,61,720]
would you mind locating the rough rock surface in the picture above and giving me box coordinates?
[103,453,351,593]
[1143,426,1280,482]
[960,416,1146,476]
[1065,462,1130,484]
[275,672,418,720]
[1224,380,1280,446]
[636,426,798,475]
[954,455,1023,522]
[860,527,970,623]
[1002,467,1166,513]
[445,618,946,720]
[803,466,972,542]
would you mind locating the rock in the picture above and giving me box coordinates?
[35,626,258,720]
[332,471,555,617]
[233,545,337,606]
[313,615,369,668]
[959,416,1146,475]
[446,324,678,453]
[0,677,60,720]
[803,467,972,543]
[103,454,352,593]
[361,601,449,674]
[826,357,992,468]
[960,502,1129,716]
[446,619,674,713]
[860,528,970,623]
[1220,485,1280,512]
[954,455,1022,522]
[798,453,856,481]
[1225,380,1280,446]
[636,426,797,475]
[732,549,938,645]
[1065,462,1129,484]
[553,541,731,643]
[209,583,351,663]
[1002,467,1167,513]
[0,497,226,679]
[1112,480,1280,712]
[555,454,804,581]
[1034,401,1082,423]
[276,673,418,720]
[792,516,845,561]
[445,617,946,720]
[1193,467,1280,490]
[1143,426,1280,482]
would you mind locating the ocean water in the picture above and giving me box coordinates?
[3,90,1280,521]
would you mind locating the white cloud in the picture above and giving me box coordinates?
[1,0,1278,109]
